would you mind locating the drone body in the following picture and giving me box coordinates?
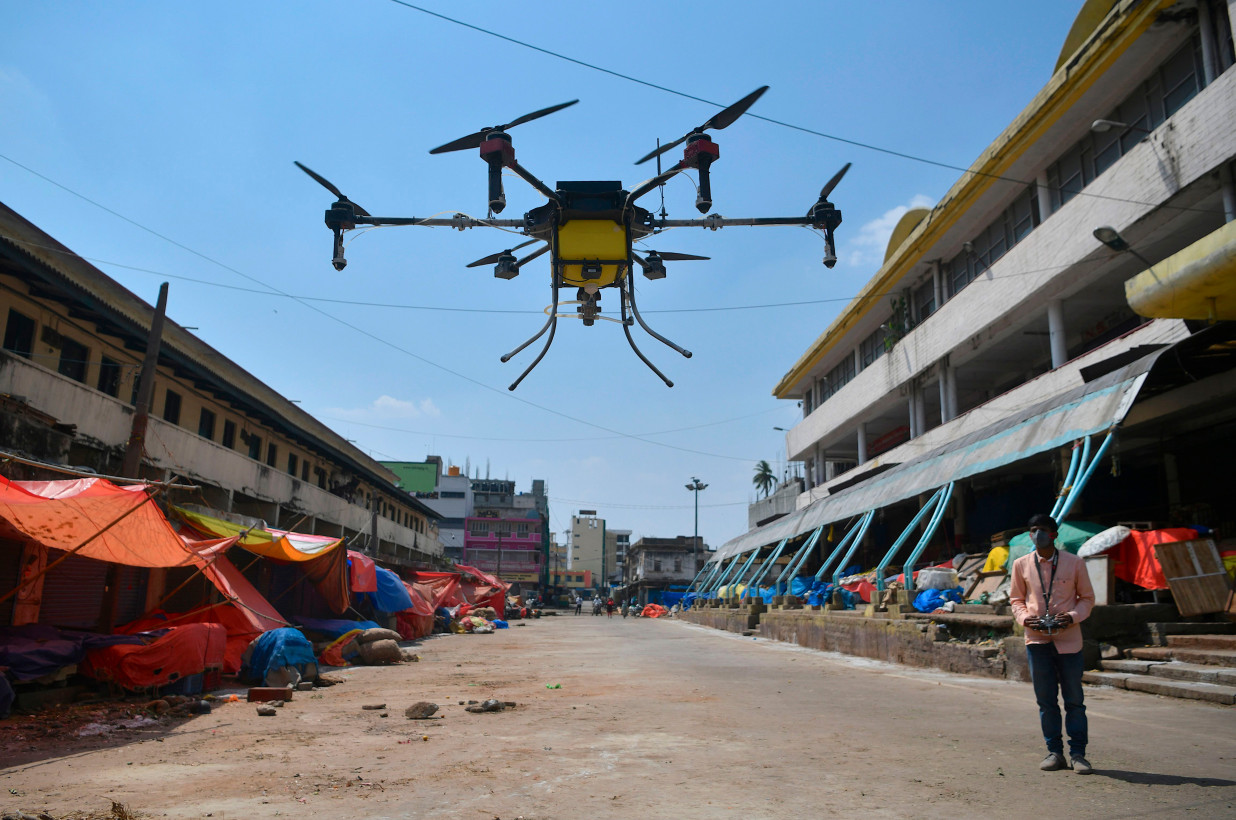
[296,87,848,390]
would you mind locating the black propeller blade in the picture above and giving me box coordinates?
[466,239,539,268]
[429,100,579,155]
[819,162,852,200]
[651,251,710,261]
[635,86,769,165]
[294,161,370,216]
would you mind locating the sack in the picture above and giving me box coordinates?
[1079,525,1132,557]
[358,627,402,645]
[915,568,959,591]
[358,639,402,665]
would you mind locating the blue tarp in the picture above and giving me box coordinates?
[0,625,143,682]
[293,616,381,639]
[364,567,414,613]
[660,591,686,609]
[912,587,964,613]
[242,627,317,685]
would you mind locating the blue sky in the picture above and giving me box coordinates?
[1,2,1084,550]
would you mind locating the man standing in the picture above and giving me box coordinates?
[1010,513,1096,775]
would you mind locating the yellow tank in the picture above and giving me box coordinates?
[556,218,629,287]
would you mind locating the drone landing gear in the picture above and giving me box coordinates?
[618,275,692,388]
[501,280,560,391]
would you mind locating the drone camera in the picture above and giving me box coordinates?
[642,251,667,280]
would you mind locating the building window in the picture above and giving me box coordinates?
[858,327,887,369]
[314,466,326,489]
[162,389,182,425]
[97,356,121,397]
[821,355,856,400]
[469,520,490,535]
[302,460,310,481]
[198,407,216,440]
[3,309,35,359]
[246,432,262,461]
[913,279,935,323]
[654,559,662,572]
[441,491,465,498]
[266,442,278,467]
[287,452,298,476]
[517,522,529,537]
[222,420,236,449]
[1048,36,1203,212]
[58,336,89,383]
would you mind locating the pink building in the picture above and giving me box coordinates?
[463,516,543,583]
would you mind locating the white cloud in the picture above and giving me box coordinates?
[326,395,440,420]
[844,194,935,268]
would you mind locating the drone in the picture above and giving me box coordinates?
[296,86,848,390]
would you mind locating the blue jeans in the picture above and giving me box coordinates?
[1026,643,1087,757]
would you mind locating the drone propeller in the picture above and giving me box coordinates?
[429,100,579,155]
[635,86,768,165]
[293,161,370,216]
[650,251,710,261]
[819,161,852,200]
[465,239,540,268]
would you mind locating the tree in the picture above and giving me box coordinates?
[753,460,776,499]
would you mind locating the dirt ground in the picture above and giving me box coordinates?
[3,613,1236,819]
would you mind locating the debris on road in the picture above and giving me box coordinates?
[405,701,438,719]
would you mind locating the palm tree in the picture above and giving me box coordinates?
[753,460,776,499]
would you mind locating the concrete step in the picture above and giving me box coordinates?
[1147,661,1236,686]
[1166,634,1236,651]
[1083,670,1236,705]
[903,611,1014,629]
[952,603,1010,616]
[1100,659,1166,674]
[1128,646,1236,667]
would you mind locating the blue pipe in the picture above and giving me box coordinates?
[744,537,790,598]
[778,526,824,587]
[1050,439,1083,520]
[874,486,946,593]
[817,512,874,583]
[703,556,741,594]
[903,482,955,592]
[831,510,878,587]
[1057,429,1116,520]
[711,549,759,595]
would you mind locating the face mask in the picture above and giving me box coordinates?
[1032,529,1054,549]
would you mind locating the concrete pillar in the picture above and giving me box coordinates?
[931,261,943,308]
[1035,170,1052,223]
[824,460,837,482]
[857,424,868,465]
[938,360,953,424]
[853,347,862,374]
[1199,0,1219,84]
[1221,164,1236,224]
[947,362,958,420]
[1047,299,1068,368]
[914,383,928,437]
[1228,0,1236,47]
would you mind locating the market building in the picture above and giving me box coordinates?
[0,200,445,629]
[617,535,708,606]
[689,0,1236,688]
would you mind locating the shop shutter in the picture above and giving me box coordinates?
[38,551,108,629]
[116,565,148,626]
[0,539,21,625]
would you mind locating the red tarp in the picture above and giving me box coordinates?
[120,537,288,673]
[395,581,436,640]
[81,623,227,689]
[0,476,196,567]
[407,572,466,609]
[454,564,510,613]
[348,549,378,593]
[1110,528,1198,590]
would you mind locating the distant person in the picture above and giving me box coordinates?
[574,595,582,616]
[1010,513,1095,775]
[606,598,615,618]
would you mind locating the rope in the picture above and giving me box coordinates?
[0,449,198,489]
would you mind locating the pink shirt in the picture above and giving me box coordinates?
[1010,548,1095,654]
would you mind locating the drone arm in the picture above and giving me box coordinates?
[516,244,551,268]
[654,215,816,229]
[506,160,562,203]
[626,166,684,208]
[351,215,526,228]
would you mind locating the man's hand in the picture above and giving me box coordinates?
[1024,616,1043,630]
[1055,612,1073,626]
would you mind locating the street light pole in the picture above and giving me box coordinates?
[685,477,708,571]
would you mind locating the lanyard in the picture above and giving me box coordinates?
[1034,550,1059,613]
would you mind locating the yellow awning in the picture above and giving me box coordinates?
[1125,221,1236,321]
[173,506,343,562]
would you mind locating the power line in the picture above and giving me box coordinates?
[385,0,1224,217]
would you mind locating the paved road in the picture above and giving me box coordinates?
[4,615,1235,819]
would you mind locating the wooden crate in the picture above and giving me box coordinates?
[1154,539,1232,617]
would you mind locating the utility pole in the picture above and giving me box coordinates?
[116,282,169,631]
[685,477,708,572]
[121,282,169,478]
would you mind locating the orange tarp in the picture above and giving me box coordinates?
[1110,528,1198,590]
[0,476,196,567]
